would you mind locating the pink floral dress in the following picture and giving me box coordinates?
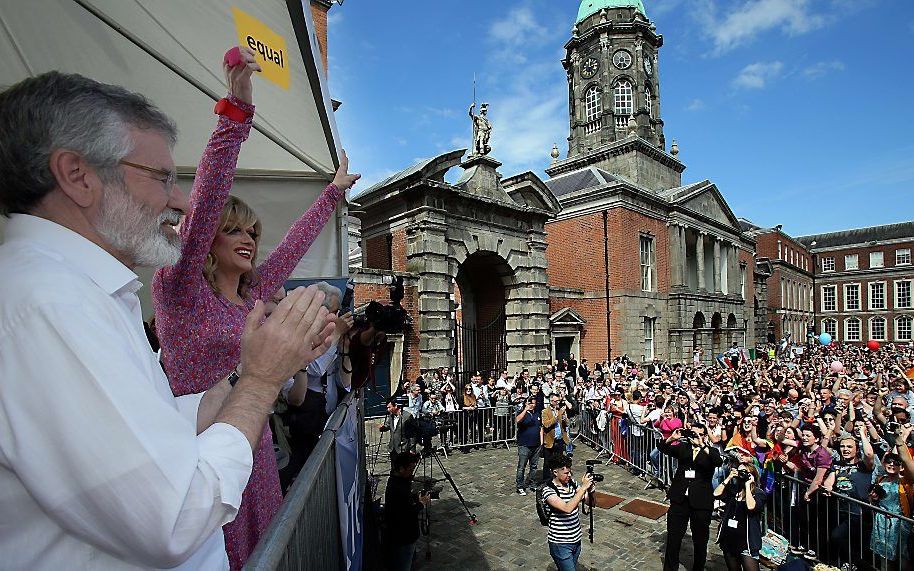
[152,95,343,569]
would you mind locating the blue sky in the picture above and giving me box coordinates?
[326,0,914,235]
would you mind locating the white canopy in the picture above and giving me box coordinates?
[0,0,347,314]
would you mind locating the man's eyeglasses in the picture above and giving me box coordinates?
[119,160,178,189]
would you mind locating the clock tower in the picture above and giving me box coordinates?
[548,0,683,191]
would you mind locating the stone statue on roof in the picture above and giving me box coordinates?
[468,102,492,156]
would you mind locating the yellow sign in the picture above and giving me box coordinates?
[231,7,290,90]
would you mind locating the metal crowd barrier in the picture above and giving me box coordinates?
[575,403,914,570]
[244,391,364,571]
[365,406,516,461]
[766,472,914,570]
[575,403,676,487]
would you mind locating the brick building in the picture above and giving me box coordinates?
[797,223,914,345]
[347,1,912,396]
[541,1,755,365]
[740,221,814,343]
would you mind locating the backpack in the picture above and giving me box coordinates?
[535,480,576,526]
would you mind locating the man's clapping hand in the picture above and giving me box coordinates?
[240,285,336,386]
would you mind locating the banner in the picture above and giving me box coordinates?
[335,402,363,570]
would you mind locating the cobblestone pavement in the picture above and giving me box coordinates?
[369,439,728,571]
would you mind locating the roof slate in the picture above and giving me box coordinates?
[797,221,914,249]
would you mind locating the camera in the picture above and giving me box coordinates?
[680,429,697,440]
[412,476,442,500]
[585,459,605,483]
[734,469,752,484]
[355,276,409,334]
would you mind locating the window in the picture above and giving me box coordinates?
[823,319,838,341]
[613,80,633,129]
[844,284,860,311]
[584,85,602,124]
[822,257,835,272]
[845,254,858,270]
[897,316,913,341]
[740,266,746,300]
[643,317,655,360]
[870,251,884,268]
[640,235,655,291]
[822,285,837,312]
[870,317,886,341]
[845,318,861,342]
[644,88,652,116]
[869,282,886,310]
[897,248,912,266]
[897,280,913,309]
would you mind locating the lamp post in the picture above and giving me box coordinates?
[810,240,818,338]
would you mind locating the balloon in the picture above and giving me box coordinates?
[819,333,832,345]
[867,340,880,351]
[830,361,844,373]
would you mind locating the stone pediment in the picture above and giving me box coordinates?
[665,181,742,233]
[355,149,467,199]
[550,307,586,326]
[502,172,561,216]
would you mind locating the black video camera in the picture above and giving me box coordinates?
[422,479,442,500]
[585,459,605,483]
[356,275,408,334]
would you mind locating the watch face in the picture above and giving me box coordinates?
[581,57,599,79]
[612,50,632,70]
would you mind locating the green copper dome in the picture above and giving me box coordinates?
[576,0,647,23]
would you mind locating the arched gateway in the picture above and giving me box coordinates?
[354,150,561,380]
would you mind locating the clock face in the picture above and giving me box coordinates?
[643,57,653,75]
[612,50,632,70]
[581,57,599,79]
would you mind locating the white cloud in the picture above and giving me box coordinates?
[732,61,783,90]
[698,0,831,54]
[486,63,567,175]
[686,99,706,111]
[326,10,343,26]
[802,60,845,80]
[487,4,560,64]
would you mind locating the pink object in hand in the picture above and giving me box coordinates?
[224,46,242,68]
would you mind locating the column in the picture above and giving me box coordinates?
[712,237,721,293]
[696,232,706,291]
[730,244,740,296]
[680,226,688,287]
[669,223,682,286]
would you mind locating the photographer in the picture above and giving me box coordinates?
[658,424,722,571]
[542,455,594,571]
[383,452,430,571]
[542,394,572,482]
[713,463,767,571]
[379,396,416,464]
[515,397,543,495]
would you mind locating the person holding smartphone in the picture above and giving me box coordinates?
[542,394,571,482]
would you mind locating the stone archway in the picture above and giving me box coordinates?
[711,312,723,357]
[691,311,706,361]
[453,251,514,385]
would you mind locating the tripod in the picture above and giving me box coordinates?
[416,447,478,524]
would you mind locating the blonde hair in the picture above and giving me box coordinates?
[203,195,262,297]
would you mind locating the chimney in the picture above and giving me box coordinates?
[310,0,333,73]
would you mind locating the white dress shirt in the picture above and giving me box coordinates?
[0,215,253,570]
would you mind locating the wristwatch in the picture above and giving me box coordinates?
[227,367,241,388]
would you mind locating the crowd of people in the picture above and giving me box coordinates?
[387,342,914,570]
[0,46,364,570]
